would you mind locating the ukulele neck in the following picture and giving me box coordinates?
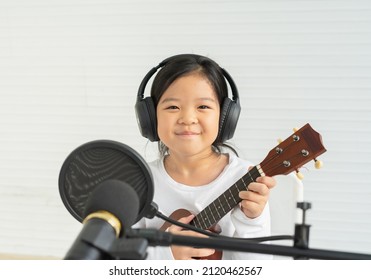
[190,165,265,229]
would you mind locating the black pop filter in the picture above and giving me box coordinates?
[58,140,154,224]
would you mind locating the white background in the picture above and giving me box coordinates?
[0,0,370,259]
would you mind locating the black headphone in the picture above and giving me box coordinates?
[135,54,241,143]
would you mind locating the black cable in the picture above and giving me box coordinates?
[155,211,295,242]
[232,235,294,242]
[155,211,219,237]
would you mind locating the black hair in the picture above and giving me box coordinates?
[150,55,238,157]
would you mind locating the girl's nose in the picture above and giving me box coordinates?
[178,109,198,125]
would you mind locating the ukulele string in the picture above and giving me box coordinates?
[155,211,294,242]
[194,167,261,229]
[155,211,219,237]
[262,152,305,177]
[257,139,300,174]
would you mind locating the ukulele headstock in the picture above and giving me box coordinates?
[259,123,326,178]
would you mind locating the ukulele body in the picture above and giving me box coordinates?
[160,208,223,260]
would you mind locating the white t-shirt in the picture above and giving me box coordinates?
[134,153,272,260]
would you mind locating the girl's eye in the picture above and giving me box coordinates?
[198,105,210,109]
[166,105,179,110]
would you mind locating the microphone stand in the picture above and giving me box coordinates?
[124,228,371,260]
[79,201,371,260]
[293,201,311,259]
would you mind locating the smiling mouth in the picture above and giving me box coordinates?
[175,132,200,136]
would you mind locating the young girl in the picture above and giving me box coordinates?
[134,54,276,260]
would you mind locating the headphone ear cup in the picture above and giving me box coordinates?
[135,97,159,142]
[217,98,241,143]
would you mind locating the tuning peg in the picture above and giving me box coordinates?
[296,170,304,180]
[293,127,299,132]
[314,159,323,169]
[277,138,283,144]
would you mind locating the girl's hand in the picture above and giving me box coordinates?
[168,215,215,260]
[239,175,276,219]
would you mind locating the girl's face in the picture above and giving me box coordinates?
[156,73,220,158]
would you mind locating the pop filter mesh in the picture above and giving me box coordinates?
[58,140,153,223]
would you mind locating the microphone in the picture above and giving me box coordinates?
[64,179,139,260]
[58,139,216,250]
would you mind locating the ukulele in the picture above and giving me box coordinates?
[160,123,327,259]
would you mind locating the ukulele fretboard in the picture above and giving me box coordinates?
[191,165,264,229]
